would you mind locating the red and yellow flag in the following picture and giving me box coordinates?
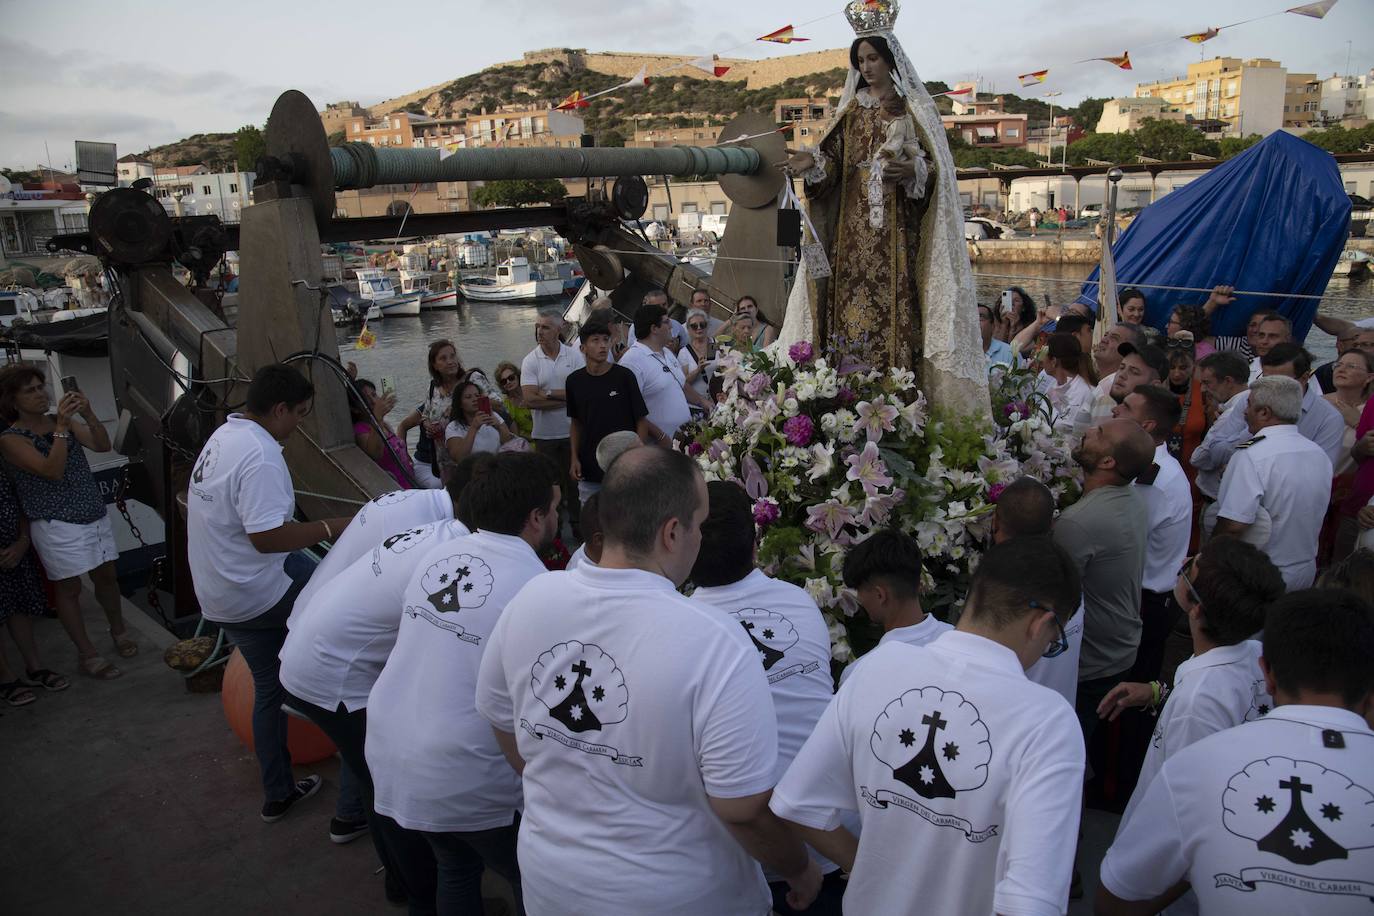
[758,25,809,44]
[1091,52,1132,70]
[690,54,732,78]
[932,86,974,99]
[555,91,589,111]
[1018,70,1049,87]
[355,323,377,351]
[1182,27,1220,43]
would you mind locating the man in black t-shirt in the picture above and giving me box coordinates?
[567,317,650,503]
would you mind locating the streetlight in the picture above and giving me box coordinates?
[1044,91,1063,214]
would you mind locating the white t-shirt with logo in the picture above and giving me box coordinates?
[521,342,585,440]
[1101,705,1374,916]
[366,530,547,833]
[186,415,296,623]
[838,615,953,686]
[476,564,778,916]
[1122,640,1271,825]
[280,518,470,712]
[771,631,1085,916]
[290,488,452,624]
[617,340,691,439]
[1025,603,1084,709]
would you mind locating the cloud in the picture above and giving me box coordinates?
[0,109,177,137]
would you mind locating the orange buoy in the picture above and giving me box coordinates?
[220,648,336,764]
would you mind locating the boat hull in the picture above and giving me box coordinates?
[420,290,459,309]
[377,292,423,316]
[457,280,565,302]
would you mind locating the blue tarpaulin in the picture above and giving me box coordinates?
[1076,132,1350,341]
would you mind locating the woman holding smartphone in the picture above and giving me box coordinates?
[444,380,514,470]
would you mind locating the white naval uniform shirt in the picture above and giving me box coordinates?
[1216,424,1332,590]
[617,340,692,439]
[279,518,470,712]
[1191,389,1249,500]
[290,488,452,625]
[771,631,1085,916]
[521,341,584,440]
[476,564,777,916]
[838,615,953,686]
[366,530,546,833]
[1101,706,1374,916]
[1135,444,1194,593]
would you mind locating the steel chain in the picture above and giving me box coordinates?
[114,463,173,629]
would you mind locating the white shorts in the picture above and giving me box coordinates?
[30,515,118,580]
[411,461,443,489]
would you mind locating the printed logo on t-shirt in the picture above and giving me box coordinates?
[401,553,494,644]
[860,686,998,843]
[1244,679,1273,721]
[371,526,436,575]
[519,641,642,767]
[1216,756,1374,899]
[732,608,818,683]
[191,440,221,498]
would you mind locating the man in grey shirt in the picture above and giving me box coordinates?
[1052,417,1155,740]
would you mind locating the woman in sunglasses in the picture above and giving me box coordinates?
[494,360,533,439]
[678,309,717,406]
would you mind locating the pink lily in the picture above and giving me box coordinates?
[805,499,857,540]
[844,441,892,496]
[855,399,899,442]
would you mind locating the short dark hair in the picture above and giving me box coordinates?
[1046,333,1083,375]
[246,364,314,414]
[1119,287,1146,306]
[599,447,703,555]
[447,452,498,523]
[1257,313,1292,333]
[1170,304,1210,337]
[1199,351,1249,384]
[965,535,1081,629]
[456,451,560,536]
[579,317,612,343]
[0,364,45,422]
[1192,537,1285,644]
[348,378,375,423]
[690,480,756,587]
[1130,384,1183,433]
[1260,341,1312,377]
[842,529,924,600]
[994,477,1054,538]
[1262,588,1374,705]
[1056,315,1092,337]
[634,302,668,341]
[1318,549,1374,606]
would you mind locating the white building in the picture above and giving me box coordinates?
[160,170,254,223]
[1319,69,1373,126]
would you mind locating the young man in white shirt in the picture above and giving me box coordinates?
[521,309,585,535]
[688,480,840,915]
[1098,588,1374,916]
[1113,385,1193,682]
[615,300,711,444]
[990,476,1084,707]
[477,447,821,916]
[1215,376,1333,590]
[771,535,1087,916]
[186,364,353,823]
[564,491,602,573]
[366,452,562,916]
[837,529,952,686]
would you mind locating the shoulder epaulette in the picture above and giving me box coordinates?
[1235,435,1265,450]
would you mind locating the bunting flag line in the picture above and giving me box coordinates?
[555,90,589,111]
[758,25,809,44]
[1287,0,1337,17]
[1082,52,1132,70]
[1182,27,1220,43]
[621,65,651,88]
[1018,70,1049,87]
[932,86,974,99]
[690,54,732,78]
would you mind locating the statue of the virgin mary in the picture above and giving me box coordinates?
[779,0,989,418]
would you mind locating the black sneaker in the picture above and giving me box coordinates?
[260,775,323,823]
[329,816,370,844]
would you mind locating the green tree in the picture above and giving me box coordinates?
[1218,134,1263,158]
[471,178,569,208]
[594,127,627,148]
[327,130,346,147]
[1065,132,1140,165]
[1134,118,1219,160]
[234,124,267,171]
[1070,98,1108,132]
[1301,124,1374,154]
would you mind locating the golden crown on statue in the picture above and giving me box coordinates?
[845,0,899,36]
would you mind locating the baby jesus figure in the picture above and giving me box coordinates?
[868,94,929,228]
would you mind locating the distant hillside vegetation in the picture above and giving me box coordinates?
[139,133,237,170]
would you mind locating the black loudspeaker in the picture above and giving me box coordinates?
[580,134,595,148]
[777,208,802,248]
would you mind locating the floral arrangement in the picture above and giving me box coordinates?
[687,341,1081,666]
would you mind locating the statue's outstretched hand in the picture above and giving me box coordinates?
[779,147,815,174]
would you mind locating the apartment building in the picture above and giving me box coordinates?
[1319,69,1373,126]
[1283,71,1323,130]
[1134,57,1295,137]
[1095,97,1186,134]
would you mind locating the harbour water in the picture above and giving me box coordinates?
[342,265,1366,422]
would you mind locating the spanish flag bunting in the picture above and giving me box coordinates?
[555,90,589,111]
[355,323,377,351]
[1182,27,1221,43]
[932,86,974,98]
[690,54,732,78]
[1089,52,1132,70]
[758,25,809,44]
[620,66,651,88]
[1287,0,1337,17]
[1018,70,1049,87]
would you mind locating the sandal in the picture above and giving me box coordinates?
[111,629,139,658]
[1,680,37,707]
[77,657,122,681]
[24,668,70,692]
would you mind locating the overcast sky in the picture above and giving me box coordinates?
[1,0,1365,171]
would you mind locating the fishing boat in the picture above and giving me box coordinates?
[399,269,459,309]
[327,284,381,325]
[457,257,564,302]
[1332,249,1371,279]
[355,266,422,316]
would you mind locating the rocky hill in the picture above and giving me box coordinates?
[138,132,238,170]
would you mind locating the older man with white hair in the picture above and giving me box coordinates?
[522,308,584,534]
[1213,375,1332,590]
